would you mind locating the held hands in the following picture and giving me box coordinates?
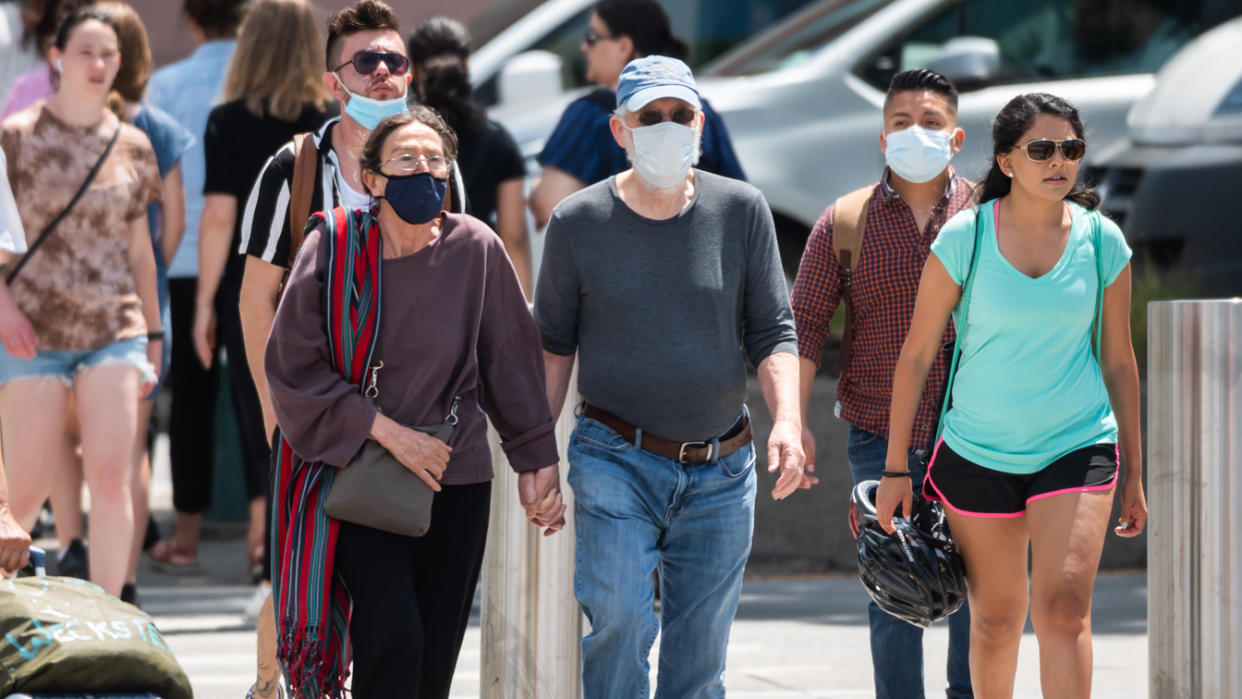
[768,418,815,500]
[1114,473,1148,537]
[0,506,31,575]
[518,464,567,536]
[875,469,914,535]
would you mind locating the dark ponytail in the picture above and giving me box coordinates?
[976,92,1100,210]
[594,0,689,62]
[407,17,486,138]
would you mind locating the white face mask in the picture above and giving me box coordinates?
[884,125,954,183]
[626,121,699,190]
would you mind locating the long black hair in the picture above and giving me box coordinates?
[406,16,486,137]
[976,93,1100,210]
[594,0,688,62]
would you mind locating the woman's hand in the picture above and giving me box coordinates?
[1114,472,1147,537]
[375,418,452,492]
[142,336,162,398]
[0,301,36,360]
[875,471,914,535]
[192,302,216,369]
[518,463,566,536]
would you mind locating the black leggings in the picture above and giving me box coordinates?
[167,273,270,513]
[334,481,491,699]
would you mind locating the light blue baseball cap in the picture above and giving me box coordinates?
[615,55,701,111]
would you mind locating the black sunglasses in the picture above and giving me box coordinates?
[584,28,616,46]
[334,50,410,76]
[1016,138,1086,162]
[635,108,698,127]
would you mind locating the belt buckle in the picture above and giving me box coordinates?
[678,440,713,464]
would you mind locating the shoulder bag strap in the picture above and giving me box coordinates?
[7,124,122,284]
[831,185,874,374]
[1091,210,1105,360]
[287,132,319,268]
[934,205,986,445]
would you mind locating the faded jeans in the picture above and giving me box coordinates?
[848,424,973,699]
[568,410,756,699]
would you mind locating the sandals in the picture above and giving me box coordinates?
[147,538,198,569]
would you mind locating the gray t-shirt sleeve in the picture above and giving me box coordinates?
[742,191,798,366]
[534,209,580,356]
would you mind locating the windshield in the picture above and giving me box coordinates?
[705,0,895,76]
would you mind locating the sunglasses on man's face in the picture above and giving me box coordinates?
[634,108,697,127]
[1016,138,1086,162]
[334,50,410,76]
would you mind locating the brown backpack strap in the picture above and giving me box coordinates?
[287,132,318,268]
[830,185,874,374]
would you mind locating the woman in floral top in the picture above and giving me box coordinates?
[0,6,162,597]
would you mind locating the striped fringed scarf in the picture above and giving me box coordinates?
[270,206,383,698]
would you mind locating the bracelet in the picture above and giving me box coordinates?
[881,470,912,478]
[146,330,165,341]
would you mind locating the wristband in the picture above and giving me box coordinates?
[881,470,911,478]
[146,330,165,341]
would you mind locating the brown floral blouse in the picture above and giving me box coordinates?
[1,104,161,351]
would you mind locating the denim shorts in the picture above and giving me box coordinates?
[0,335,157,390]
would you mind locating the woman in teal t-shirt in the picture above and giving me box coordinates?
[879,93,1148,697]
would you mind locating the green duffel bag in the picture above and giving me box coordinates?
[0,576,192,699]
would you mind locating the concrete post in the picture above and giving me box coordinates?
[1147,299,1242,698]
[480,362,582,698]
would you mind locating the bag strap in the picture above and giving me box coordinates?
[831,185,874,373]
[287,131,319,269]
[7,123,121,284]
[934,205,986,445]
[1091,211,1105,360]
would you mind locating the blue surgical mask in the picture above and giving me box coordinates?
[884,125,954,183]
[335,73,408,130]
[378,171,448,225]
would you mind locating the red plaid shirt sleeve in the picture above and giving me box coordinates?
[790,206,841,367]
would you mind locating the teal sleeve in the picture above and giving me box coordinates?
[1098,214,1132,286]
[930,207,979,286]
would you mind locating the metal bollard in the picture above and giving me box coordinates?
[1147,299,1242,698]
[480,363,583,698]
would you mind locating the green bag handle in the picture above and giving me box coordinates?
[933,204,1105,446]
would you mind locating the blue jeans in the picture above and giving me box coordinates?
[568,410,756,699]
[847,424,973,699]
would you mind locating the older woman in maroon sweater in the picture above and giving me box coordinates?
[265,107,566,698]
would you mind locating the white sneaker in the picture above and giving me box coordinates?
[244,582,272,623]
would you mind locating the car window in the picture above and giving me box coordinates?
[855,0,1201,91]
[706,0,893,77]
[475,0,819,106]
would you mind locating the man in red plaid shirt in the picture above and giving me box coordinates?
[791,69,975,699]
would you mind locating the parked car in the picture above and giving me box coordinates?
[694,0,1239,268]
[468,0,816,112]
[1084,16,1242,297]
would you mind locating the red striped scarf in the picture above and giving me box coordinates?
[271,206,382,698]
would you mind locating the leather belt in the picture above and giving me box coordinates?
[583,404,753,464]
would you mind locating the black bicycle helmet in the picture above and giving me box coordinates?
[850,480,967,628]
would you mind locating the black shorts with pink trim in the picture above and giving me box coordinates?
[922,440,1118,518]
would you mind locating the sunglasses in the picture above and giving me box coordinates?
[584,28,616,46]
[1016,138,1086,162]
[634,108,698,127]
[334,50,410,76]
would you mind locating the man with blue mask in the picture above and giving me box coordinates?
[791,69,974,699]
[535,55,814,698]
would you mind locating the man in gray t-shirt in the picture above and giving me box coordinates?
[534,56,815,698]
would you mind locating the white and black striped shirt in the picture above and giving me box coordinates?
[239,117,466,268]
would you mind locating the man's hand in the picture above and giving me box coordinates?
[0,506,31,574]
[518,463,566,536]
[768,418,812,500]
[799,422,819,489]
